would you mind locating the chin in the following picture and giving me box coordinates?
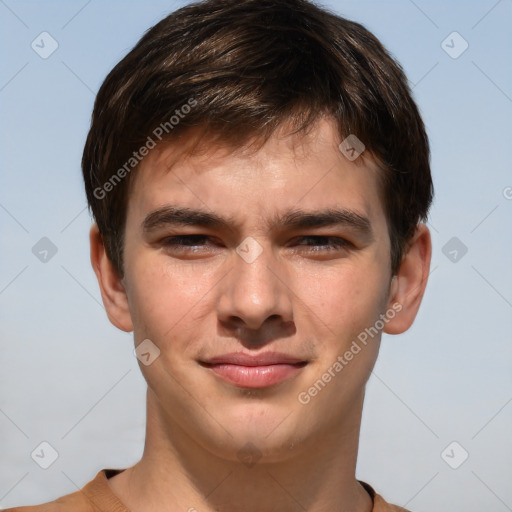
[190,401,313,464]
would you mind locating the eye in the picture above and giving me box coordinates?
[294,236,353,252]
[158,234,353,257]
[161,235,216,251]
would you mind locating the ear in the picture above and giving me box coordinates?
[89,223,133,332]
[383,223,432,335]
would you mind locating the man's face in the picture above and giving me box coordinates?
[121,117,395,461]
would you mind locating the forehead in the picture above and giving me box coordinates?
[126,117,387,231]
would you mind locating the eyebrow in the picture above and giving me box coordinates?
[142,205,374,239]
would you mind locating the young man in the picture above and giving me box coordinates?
[7,0,433,510]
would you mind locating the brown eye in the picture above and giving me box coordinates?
[162,235,211,248]
[295,236,352,251]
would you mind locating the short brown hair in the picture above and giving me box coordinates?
[82,0,433,277]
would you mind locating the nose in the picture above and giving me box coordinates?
[215,240,295,345]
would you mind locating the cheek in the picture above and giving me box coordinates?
[293,262,389,344]
[126,253,218,347]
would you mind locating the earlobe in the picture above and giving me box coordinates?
[383,223,432,335]
[89,224,134,332]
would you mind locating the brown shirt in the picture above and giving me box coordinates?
[4,469,410,512]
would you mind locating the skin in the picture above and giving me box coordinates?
[90,116,431,512]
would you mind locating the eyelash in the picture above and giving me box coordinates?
[160,235,352,252]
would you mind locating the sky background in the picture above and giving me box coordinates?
[1,0,511,510]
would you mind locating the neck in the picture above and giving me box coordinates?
[108,388,373,512]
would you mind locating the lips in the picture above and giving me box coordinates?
[199,352,308,389]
